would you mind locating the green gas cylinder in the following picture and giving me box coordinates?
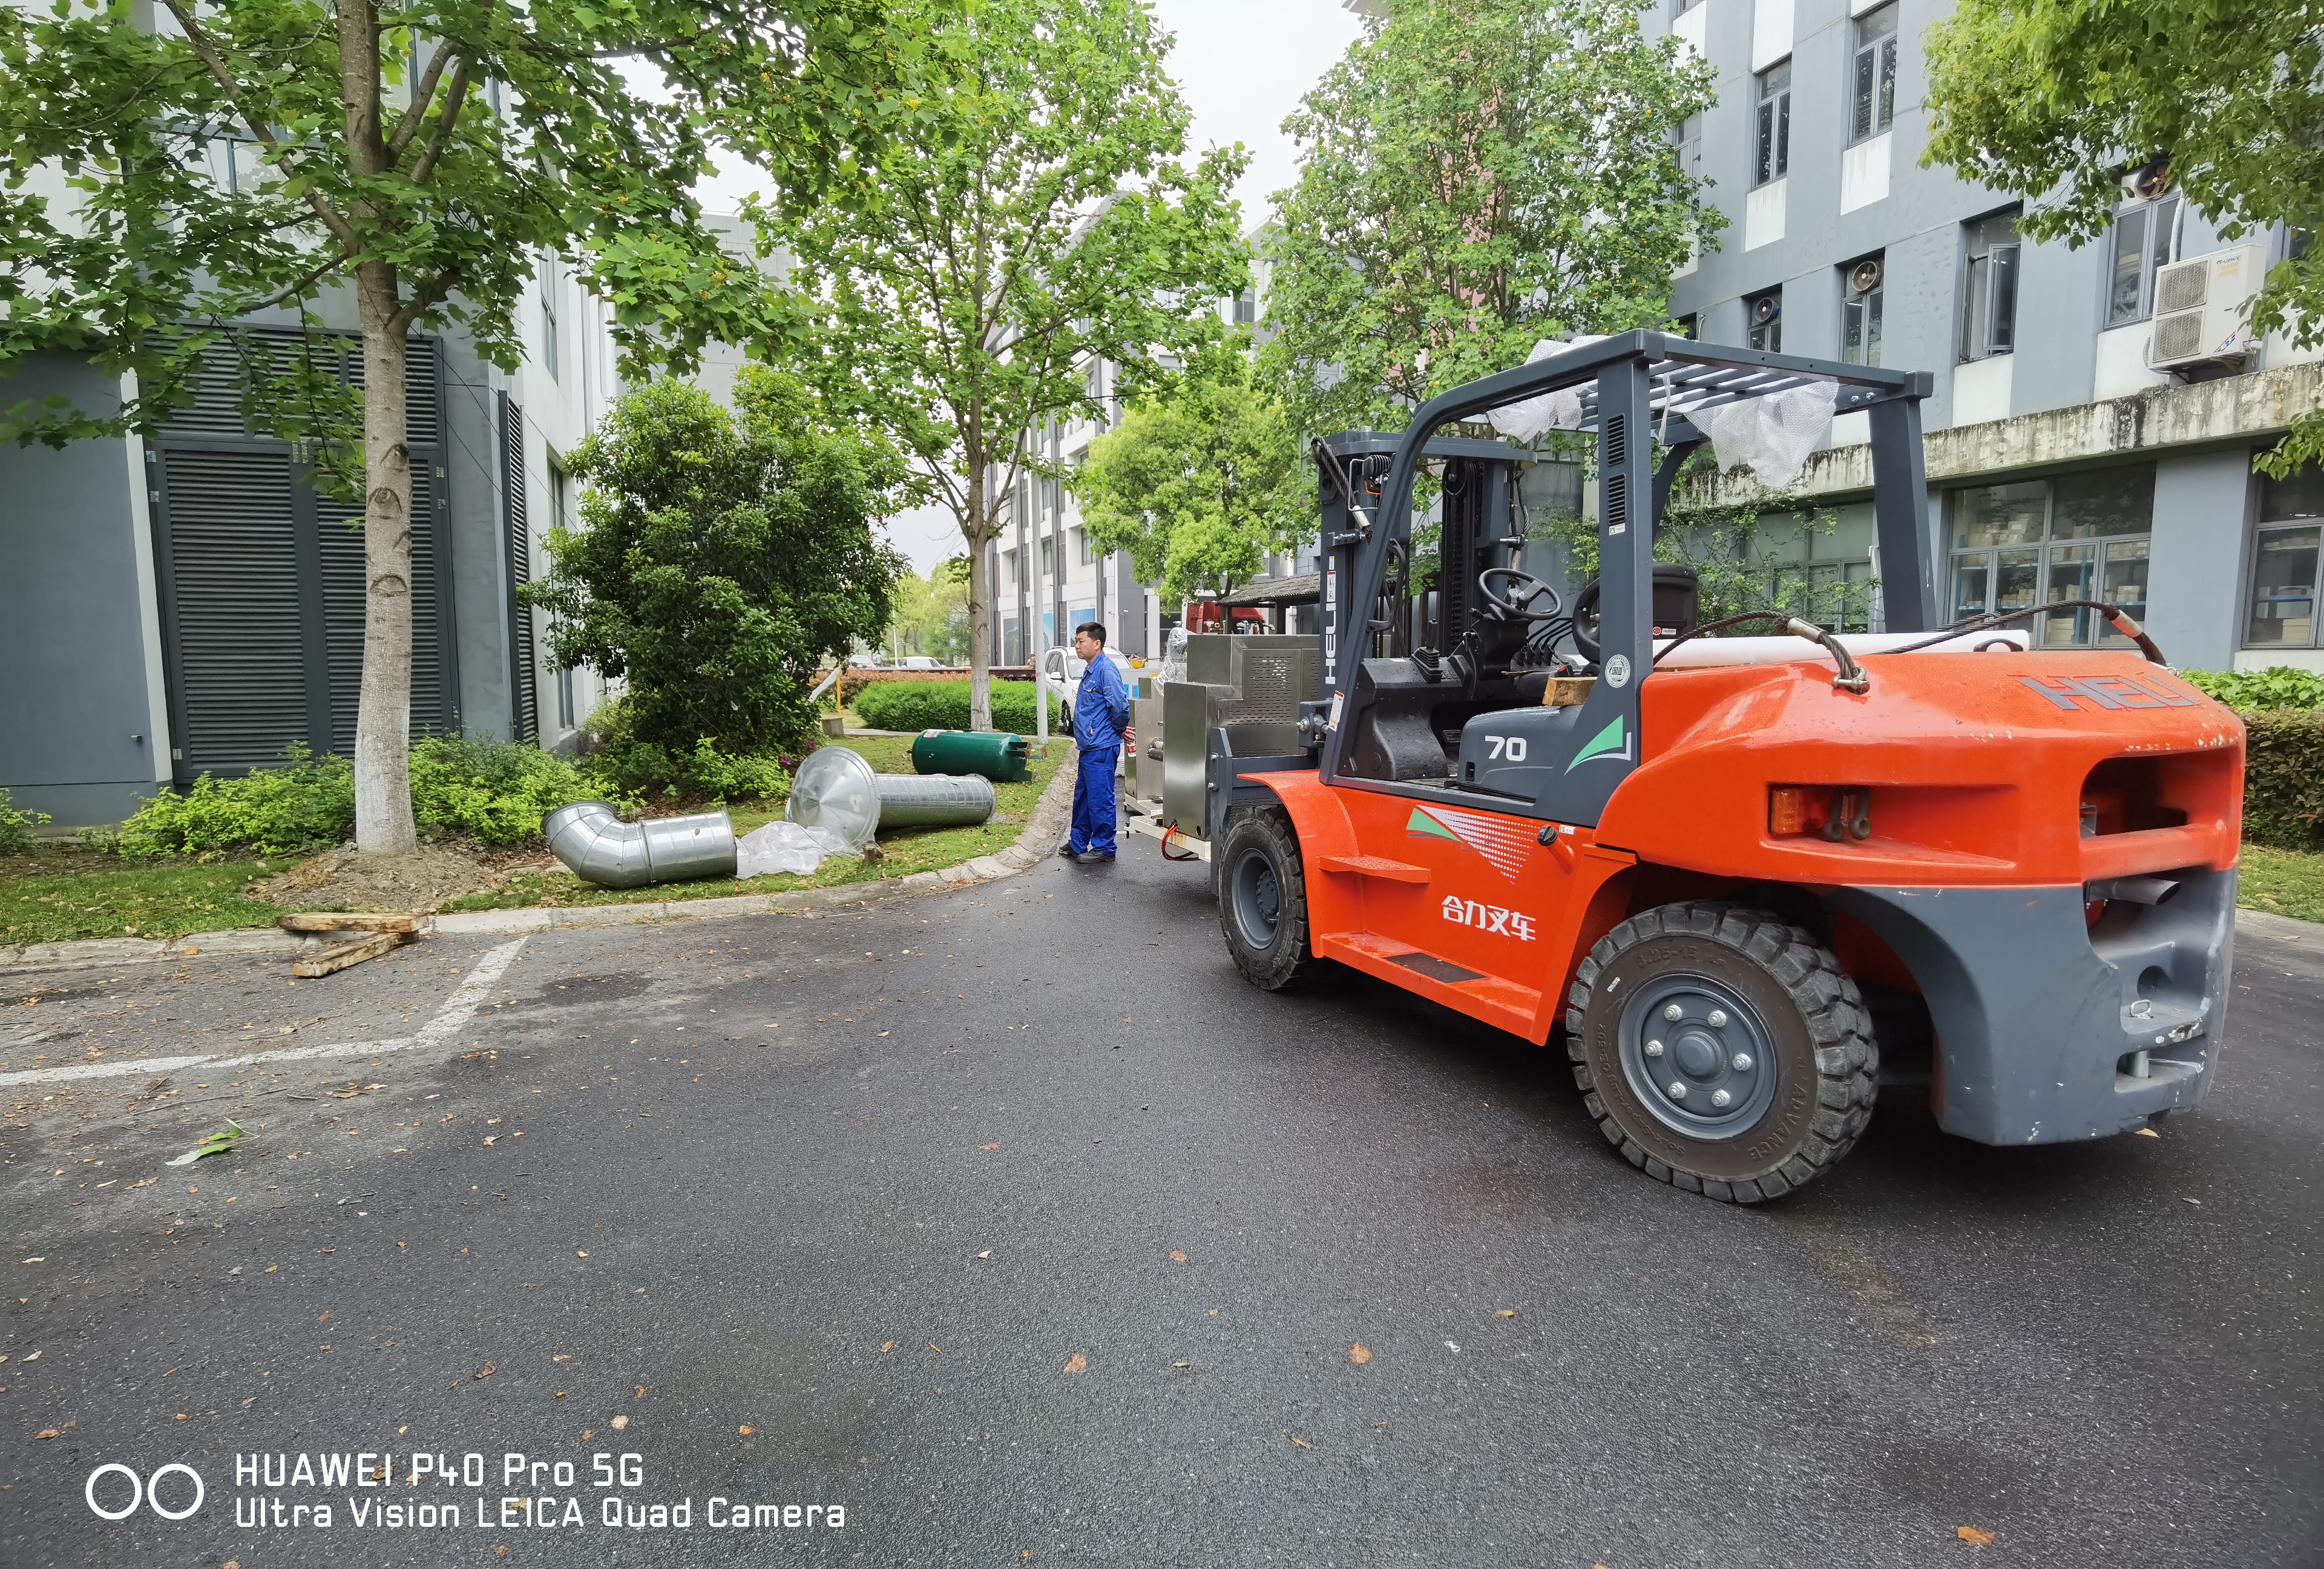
[909,729,1033,783]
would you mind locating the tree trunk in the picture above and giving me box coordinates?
[963,459,992,732]
[353,261,419,855]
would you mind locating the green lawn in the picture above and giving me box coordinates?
[0,735,1066,946]
[2231,844,2324,924]
[438,733,1064,913]
[1,850,295,946]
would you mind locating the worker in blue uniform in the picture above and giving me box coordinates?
[1061,621,1130,864]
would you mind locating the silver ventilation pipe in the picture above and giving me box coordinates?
[543,801,738,889]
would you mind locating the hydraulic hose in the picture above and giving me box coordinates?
[1651,610,1870,692]
[1863,600,2168,665]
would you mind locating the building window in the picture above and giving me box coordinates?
[1039,536,1054,580]
[1072,526,1093,567]
[2107,194,2182,327]
[1948,467,2155,647]
[1754,62,1791,187]
[1002,547,1019,590]
[1849,5,1897,144]
[1084,360,1106,427]
[1232,289,1256,327]
[1961,210,2021,361]
[1745,288,1782,353]
[1841,256,1884,366]
[1676,112,1704,184]
[540,257,561,382]
[2245,464,2324,647]
[555,662,575,729]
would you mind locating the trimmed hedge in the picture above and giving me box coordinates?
[2240,708,2324,850]
[853,678,1057,734]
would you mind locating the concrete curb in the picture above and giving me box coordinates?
[0,748,1081,974]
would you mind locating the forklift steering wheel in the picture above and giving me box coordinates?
[1477,567,1563,623]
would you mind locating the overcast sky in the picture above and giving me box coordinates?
[858,0,1371,574]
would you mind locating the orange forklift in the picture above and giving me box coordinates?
[1209,332,2244,1201]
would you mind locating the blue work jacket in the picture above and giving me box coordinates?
[1072,655,1131,752]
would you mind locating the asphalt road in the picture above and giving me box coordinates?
[2,838,2318,1568]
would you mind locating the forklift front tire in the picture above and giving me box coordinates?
[1218,807,1319,991]
[1565,901,1877,1202]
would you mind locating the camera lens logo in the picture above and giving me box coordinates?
[85,1462,205,1521]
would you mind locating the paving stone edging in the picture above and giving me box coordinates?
[0,748,1081,976]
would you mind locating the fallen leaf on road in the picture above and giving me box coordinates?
[176,1413,189,1421]
[554,1355,571,1363]
[23,1351,39,1361]
[2182,1197,2201,1206]
[976,1251,993,1259]
[980,1143,1000,1151]
[1288,1435,1310,1449]
[1350,1343,1371,1364]
[1957,1526,1996,1547]
[167,1121,245,1166]
[880,1342,896,1354]
[35,1429,57,1439]
[2136,1127,2161,1139]
[738,1425,753,1435]
[1062,1352,1086,1375]
[576,1250,587,1257]
[554,1392,566,1399]
[1173,1361,1189,1369]
[1169,1252,1187,1263]
[316,1311,331,1323]
[264,1265,277,1274]
[929,1343,939,1353]
[19,1258,42,1265]
[474,1364,494,1380]
[635,1385,646,1398]
[610,1415,629,1430]
[1497,1309,1517,1317]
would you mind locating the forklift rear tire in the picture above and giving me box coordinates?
[1564,901,1877,1203]
[1218,807,1319,991]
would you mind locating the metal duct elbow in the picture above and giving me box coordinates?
[543,801,738,889]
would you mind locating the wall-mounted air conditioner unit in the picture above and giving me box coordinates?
[2148,244,2270,370]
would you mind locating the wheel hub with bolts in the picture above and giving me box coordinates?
[1230,848,1281,950]
[1618,975,1778,1139]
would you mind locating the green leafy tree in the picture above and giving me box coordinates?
[1072,345,1307,603]
[760,0,1250,730]
[888,558,972,663]
[0,0,905,854]
[1264,0,1720,440]
[1922,0,2322,478]
[522,368,908,755]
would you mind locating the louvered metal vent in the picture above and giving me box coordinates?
[159,448,309,772]
[1604,471,1629,531]
[501,392,538,743]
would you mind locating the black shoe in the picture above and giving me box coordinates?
[1075,851,1115,864]
[1057,844,1077,859]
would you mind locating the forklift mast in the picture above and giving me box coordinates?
[1307,330,1937,827]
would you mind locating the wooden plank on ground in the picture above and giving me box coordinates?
[291,930,414,978]
[278,913,417,933]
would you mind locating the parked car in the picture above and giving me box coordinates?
[898,656,942,671]
[848,653,884,668]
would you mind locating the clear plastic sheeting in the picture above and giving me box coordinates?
[784,745,881,852]
[1704,381,1839,488]
[1158,626,1190,686]
[735,818,859,879]
[1487,335,1606,442]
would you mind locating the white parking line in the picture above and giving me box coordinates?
[0,938,528,1091]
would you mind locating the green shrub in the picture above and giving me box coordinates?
[576,698,791,801]
[2182,666,2324,710]
[0,788,51,854]
[117,743,356,858]
[408,735,612,844]
[853,679,1055,734]
[2240,708,2324,850]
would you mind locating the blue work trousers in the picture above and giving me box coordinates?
[1070,746,1120,857]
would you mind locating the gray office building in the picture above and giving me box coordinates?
[1656,0,2323,668]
